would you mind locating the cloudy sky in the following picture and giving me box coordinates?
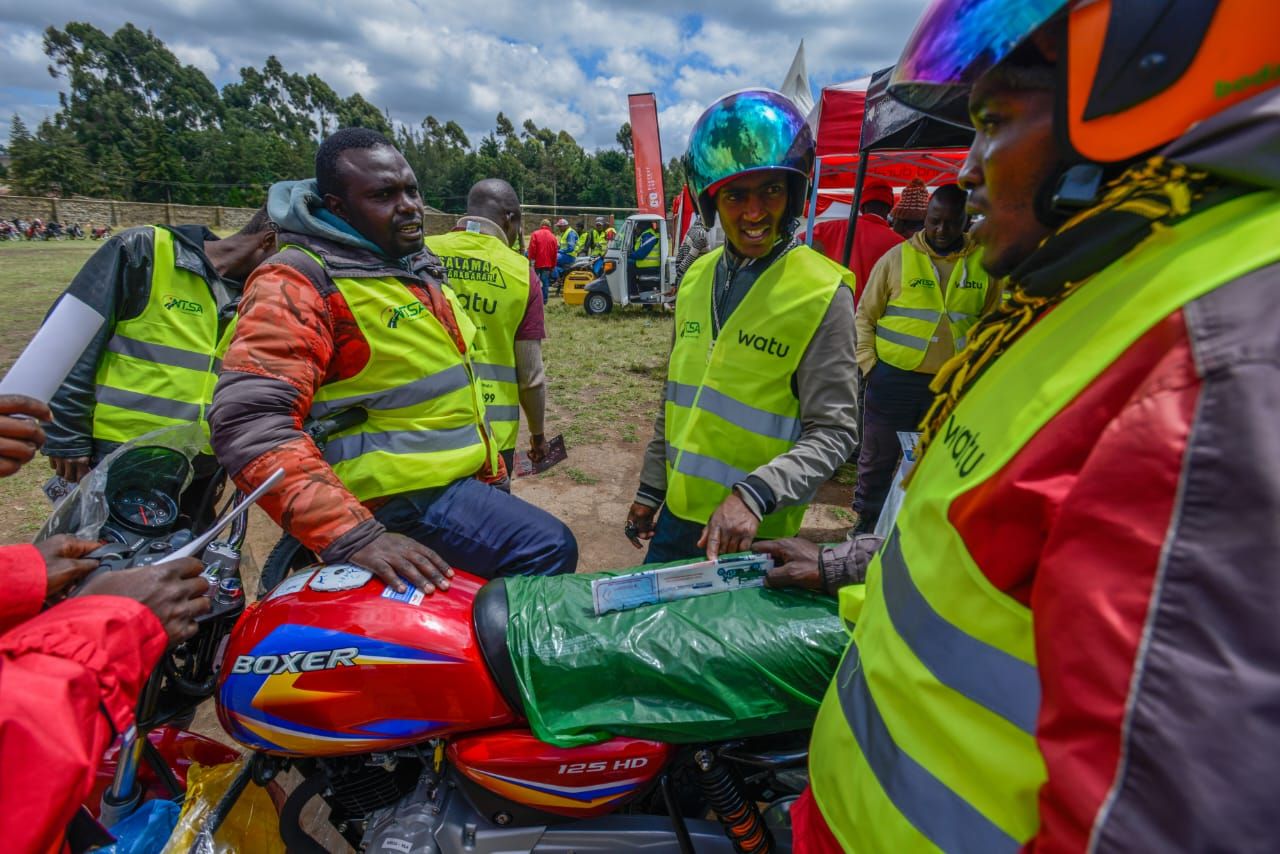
[1,1,928,158]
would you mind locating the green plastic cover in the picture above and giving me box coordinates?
[504,566,849,747]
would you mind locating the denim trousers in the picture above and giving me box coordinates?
[643,508,707,565]
[376,477,578,578]
[853,361,936,527]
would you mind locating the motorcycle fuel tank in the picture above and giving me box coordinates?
[217,565,517,756]
[449,728,671,818]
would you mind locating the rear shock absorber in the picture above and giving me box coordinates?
[694,748,774,854]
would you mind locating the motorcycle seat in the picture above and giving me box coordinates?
[472,578,527,716]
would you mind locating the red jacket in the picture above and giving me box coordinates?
[0,545,167,853]
[810,213,903,306]
[527,225,559,270]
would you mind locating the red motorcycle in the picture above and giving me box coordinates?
[70,422,807,853]
[211,564,805,852]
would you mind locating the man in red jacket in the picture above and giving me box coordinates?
[527,218,559,303]
[762,1,1280,850]
[809,179,904,305]
[0,394,211,853]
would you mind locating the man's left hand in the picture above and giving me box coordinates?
[528,433,548,465]
[756,538,823,591]
[37,534,101,600]
[0,395,50,478]
[699,493,759,560]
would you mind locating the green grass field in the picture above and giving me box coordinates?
[0,240,99,539]
[0,239,672,543]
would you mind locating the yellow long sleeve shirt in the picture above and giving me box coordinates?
[854,231,998,376]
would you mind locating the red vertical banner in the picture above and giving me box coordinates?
[628,93,665,215]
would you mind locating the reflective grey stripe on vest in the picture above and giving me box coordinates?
[881,530,1040,733]
[947,312,977,324]
[106,335,212,372]
[95,385,202,422]
[311,364,472,416]
[671,447,749,488]
[473,362,518,384]
[666,382,801,442]
[836,643,1020,854]
[485,405,520,422]
[665,381,698,410]
[323,423,482,464]
[876,327,931,351]
[883,305,941,323]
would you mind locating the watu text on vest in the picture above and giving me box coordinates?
[736,330,791,359]
[940,413,986,478]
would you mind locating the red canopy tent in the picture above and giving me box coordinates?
[804,66,974,265]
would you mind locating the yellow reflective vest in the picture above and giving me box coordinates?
[664,245,852,537]
[874,242,990,372]
[810,191,1280,852]
[296,246,497,502]
[92,226,226,446]
[633,230,661,268]
[425,230,530,452]
[583,228,609,257]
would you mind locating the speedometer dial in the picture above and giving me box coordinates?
[111,488,177,531]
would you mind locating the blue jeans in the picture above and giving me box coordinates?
[535,268,551,303]
[643,508,706,565]
[853,361,935,528]
[376,478,578,578]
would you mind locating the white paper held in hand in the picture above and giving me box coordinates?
[0,295,105,403]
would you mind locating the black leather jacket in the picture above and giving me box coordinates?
[43,224,237,459]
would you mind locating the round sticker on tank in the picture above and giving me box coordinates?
[308,564,374,592]
[266,570,314,600]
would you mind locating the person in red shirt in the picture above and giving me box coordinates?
[0,394,211,853]
[526,218,559,303]
[809,179,904,305]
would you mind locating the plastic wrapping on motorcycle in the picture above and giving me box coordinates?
[37,422,206,542]
[99,798,179,853]
[160,760,284,854]
[503,564,847,747]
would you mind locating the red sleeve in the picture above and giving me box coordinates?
[516,269,546,341]
[1026,325,1197,852]
[0,545,46,634]
[948,314,1195,852]
[212,263,380,559]
[0,595,166,853]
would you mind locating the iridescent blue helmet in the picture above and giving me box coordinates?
[683,89,815,227]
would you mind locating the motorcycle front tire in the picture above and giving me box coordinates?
[258,533,318,597]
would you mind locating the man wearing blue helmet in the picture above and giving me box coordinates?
[625,89,860,562]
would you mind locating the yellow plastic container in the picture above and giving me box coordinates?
[561,269,594,306]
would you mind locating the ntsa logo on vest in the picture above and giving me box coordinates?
[163,294,205,315]
[736,330,791,359]
[382,301,428,328]
[440,256,508,289]
[907,277,937,289]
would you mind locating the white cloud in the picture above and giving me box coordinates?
[0,1,931,154]
[171,42,220,78]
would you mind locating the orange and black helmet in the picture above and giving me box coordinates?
[889,0,1279,165]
